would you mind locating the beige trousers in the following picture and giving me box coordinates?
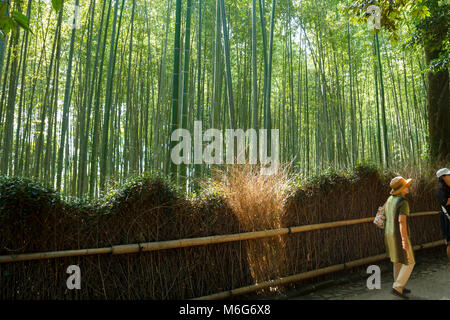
[393,249,415,291]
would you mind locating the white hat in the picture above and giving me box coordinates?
[436,168,450,178]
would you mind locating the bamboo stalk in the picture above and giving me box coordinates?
[0,211,439,263]
[192,239,446,300]
[289,217,372,233]
[407,211,437,217]
[0,247,112,263]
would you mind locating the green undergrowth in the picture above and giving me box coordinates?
[0,163,437,219]
[0,176,62,218]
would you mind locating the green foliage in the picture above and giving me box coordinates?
[0,176,61,218]
[289,164,385,202]
[99,172,178,214]
[346,0,432,41]
[410,3,431,19]
[0,172,178,219]
[190,183,229,220]
[347,0,448,67]
[353,161,381,178]
[195,180,227,201]
[11,10,29,32]
[64,195,100,216]
[0,1,31,39]
[51,0,63,13]
[306,167,357,191]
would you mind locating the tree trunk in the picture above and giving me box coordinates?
[424,37,449,162]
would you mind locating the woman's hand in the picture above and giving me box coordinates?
[402,240,409,251]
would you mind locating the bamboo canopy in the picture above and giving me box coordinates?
[192,239,446,300]
[0,211,439,264]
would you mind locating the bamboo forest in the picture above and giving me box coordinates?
[0,0,448,197]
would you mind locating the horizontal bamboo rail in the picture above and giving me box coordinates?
[192,239,446,300]
[0,211,439,264]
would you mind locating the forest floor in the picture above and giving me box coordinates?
[288,249,449,300]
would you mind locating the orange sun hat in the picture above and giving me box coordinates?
[390,176,413,195]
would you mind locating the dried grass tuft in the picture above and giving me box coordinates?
[202,164,294,286]
[205,164,293,231]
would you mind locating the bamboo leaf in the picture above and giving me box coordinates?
[12,11,31,33]
[52,0,63,12]
[0,16,12,35]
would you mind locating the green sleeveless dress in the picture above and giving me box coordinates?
[384,195,415,265]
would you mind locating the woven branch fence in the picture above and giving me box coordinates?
[0,167,445,299]
[0,212,443,300]
[0,211,439,263]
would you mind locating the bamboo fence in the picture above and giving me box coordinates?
[0,211,439,264]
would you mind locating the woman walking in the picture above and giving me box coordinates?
[384,176,415,300]
[436,168,450,260]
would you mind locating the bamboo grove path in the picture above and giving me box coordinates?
[289,251,449,300]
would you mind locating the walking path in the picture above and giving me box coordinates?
[289,251,449,300]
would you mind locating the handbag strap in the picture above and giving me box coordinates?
[441,205,450,221]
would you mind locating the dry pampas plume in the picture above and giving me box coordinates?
[202,164,294,288]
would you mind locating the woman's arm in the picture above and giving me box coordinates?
[399,215,409,251]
